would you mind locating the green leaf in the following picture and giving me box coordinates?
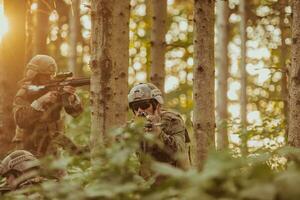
[274,170,300,200]
[239,183,276,200]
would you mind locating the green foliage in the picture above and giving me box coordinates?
[2,124,300,200]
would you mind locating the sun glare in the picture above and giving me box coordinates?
[0,5,9,41]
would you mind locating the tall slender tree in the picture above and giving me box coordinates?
[288,0,300,147]
[0,0,26,153]
[279,0,290,139]
[145,0,152,82]
[193,0,215,169]
[68,0,81,76]
[239,0,248,155]
[150,0,167,93]
[25,0,33,62]
[90,0,129,151]
[216,0,229,150]
[34,0,50,54]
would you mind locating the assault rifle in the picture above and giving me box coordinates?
[25,72,90,97]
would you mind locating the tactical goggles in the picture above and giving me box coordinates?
[130,100,152,111]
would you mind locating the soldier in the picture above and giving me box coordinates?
[128,83,191,179]
[0,150,44,196]
[13,55,84,157]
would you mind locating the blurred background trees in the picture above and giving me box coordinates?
[0,0,26,154]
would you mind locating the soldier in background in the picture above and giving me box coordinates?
[128,83,191,179]
[13,55,84,157]
[0,150,44,196]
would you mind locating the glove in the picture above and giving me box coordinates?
[31,91,59,111]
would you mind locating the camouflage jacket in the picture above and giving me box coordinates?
[140,109,190,177]
[12,83,83,157]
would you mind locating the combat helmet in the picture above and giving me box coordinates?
[0,150,40,188]
[128,83,164,108]
[21,55,57,82]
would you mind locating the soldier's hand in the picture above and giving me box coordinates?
[62,86,78,104]
[144,114,161,135]
[38,91,59,104]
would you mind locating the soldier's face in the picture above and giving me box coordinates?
[131,100,155,117]
[33,73,52,84]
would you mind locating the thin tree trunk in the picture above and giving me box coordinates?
[25,0,33,62]
[288,0,300,147]
[216,0,229,150]
[90,0,129,151]
[239,0,248,155]
[34,0,50,54]
[193,0,215,170]
[145,0,151,82]
[68,0,81,76]
[279,0,290,141]
[150,0,167,93]
[0,0,26,154]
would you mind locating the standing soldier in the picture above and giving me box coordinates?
[12,55,83,157]
[128,83,191,179]
[0,150,44,197]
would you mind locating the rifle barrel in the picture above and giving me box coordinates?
[62,78,90,87]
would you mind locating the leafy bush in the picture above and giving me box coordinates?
[1,121,300,200]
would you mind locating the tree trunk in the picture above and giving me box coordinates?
[216,0,229,150]
[145,0,152,82]
[288,0,300,147]
[25,0,33,62]
[33,0,50,54]
[68,0,81,76]
[279,0,290,141]
[90,0,129,150]
[239,0,248,155]
[193,0,215,169]
[150,0,167,93]
[0,0,26,154]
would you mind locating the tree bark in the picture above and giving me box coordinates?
[193,0,215,169]
[0,0,26,154]
[90,0,129,150]
[288,0,300,147]
[145,0,152,82]
[25,0,33,62]
[68,0,81,76]
[239,0,248,155]
[150,0,167,93]
[216,0,229,150]
[279,0,290,141]
[33,0,50,54]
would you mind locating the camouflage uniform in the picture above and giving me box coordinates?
[0,150,44,198]
[147,109,190,168]
[128,83,190,178]
[12,55,83,157]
